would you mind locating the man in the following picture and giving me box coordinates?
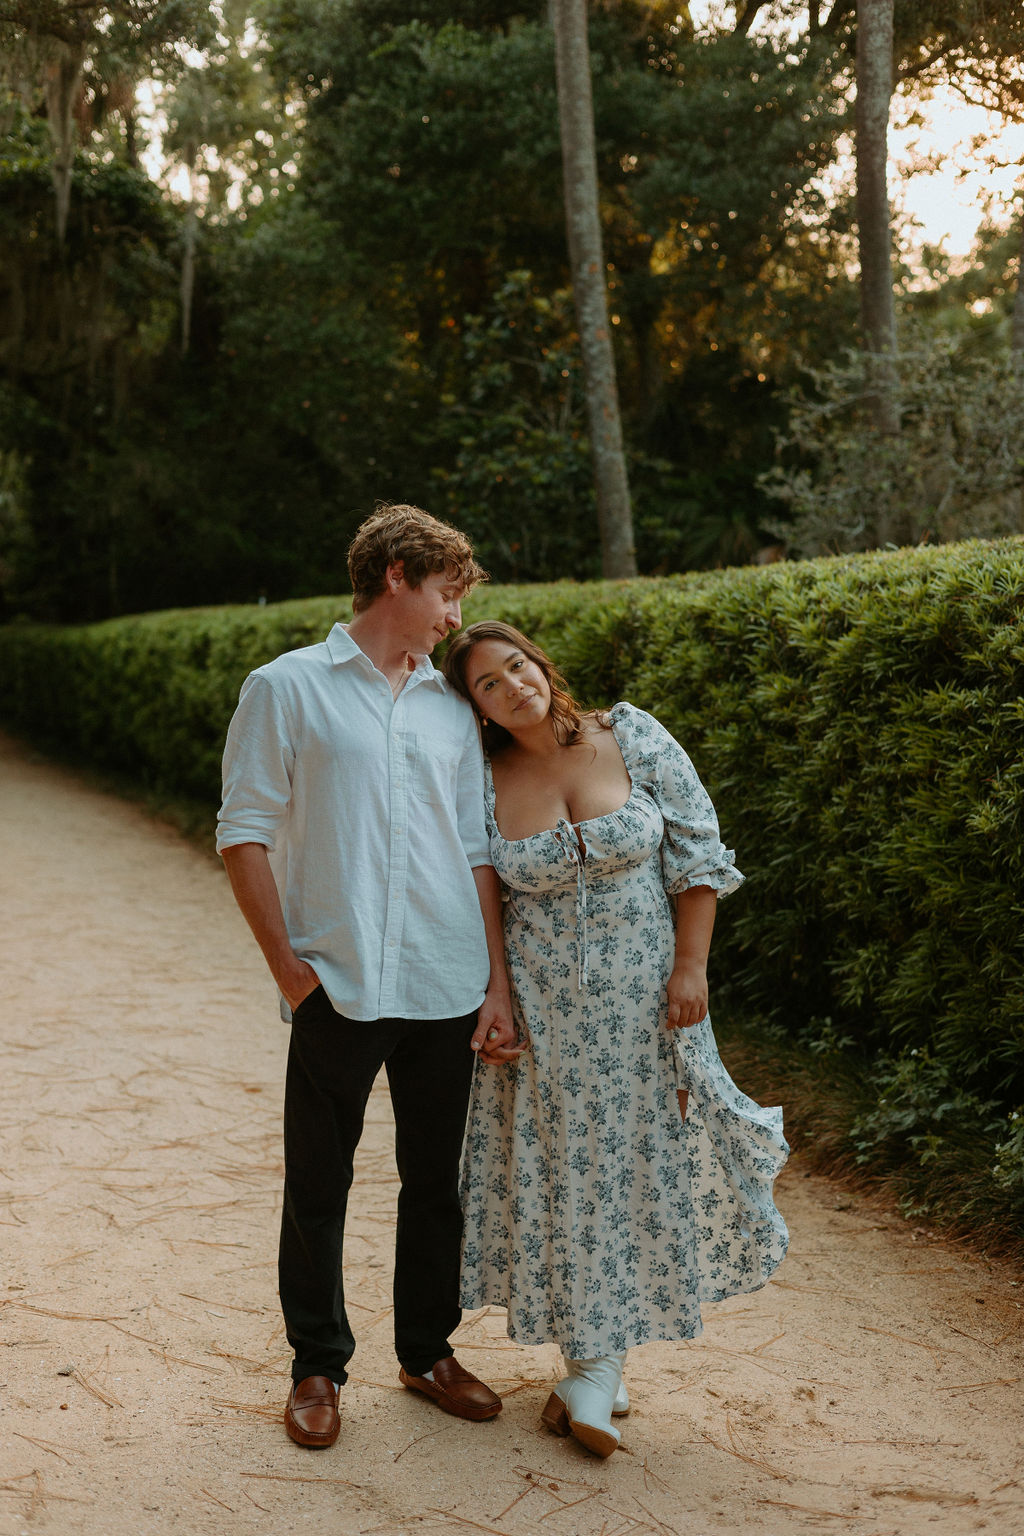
[217,504,521,1448]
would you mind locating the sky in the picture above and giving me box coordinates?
[889,90,1024,257]
[687,1,1023,259]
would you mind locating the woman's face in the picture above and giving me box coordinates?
[465,638,552,732]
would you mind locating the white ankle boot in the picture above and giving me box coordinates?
[541,1353,626,1457]
[542,1360,629,1422]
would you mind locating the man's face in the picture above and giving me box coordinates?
[394,568,466,654]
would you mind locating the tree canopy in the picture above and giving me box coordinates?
[0,1,1020,619]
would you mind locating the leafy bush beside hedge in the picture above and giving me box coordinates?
[1,539,1022,1243]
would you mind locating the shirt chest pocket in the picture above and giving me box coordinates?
[405,731,461,807]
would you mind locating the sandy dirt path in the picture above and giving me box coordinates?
[1,731,1022,1536]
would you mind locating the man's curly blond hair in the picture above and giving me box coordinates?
[347,503,488,614]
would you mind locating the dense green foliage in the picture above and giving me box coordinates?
[9,3,1024,622]
[2,539,1022,1239]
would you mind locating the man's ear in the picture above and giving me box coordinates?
[385,561,405,592]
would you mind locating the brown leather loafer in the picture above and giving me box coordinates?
[399,1355,502,1421]
[284,1375,341,1447]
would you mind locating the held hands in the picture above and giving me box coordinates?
[666,960,708,1030]
[471,987,528,1065]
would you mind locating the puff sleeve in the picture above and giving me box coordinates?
[613,701,744,898]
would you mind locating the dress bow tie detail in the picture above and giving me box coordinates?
[552,818,589,991]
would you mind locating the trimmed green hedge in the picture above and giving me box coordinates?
[2,539,1022,1240]
[0,596,347,802]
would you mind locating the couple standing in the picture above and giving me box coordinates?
[217,503,788,1460]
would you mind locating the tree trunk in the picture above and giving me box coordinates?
[734,3,769,37]
[552,0,637,578]
[855,0,900,439]
[43,39,87,244]
[124,102,139,169]
[1011,195,1024,361]
[180,147,199,355]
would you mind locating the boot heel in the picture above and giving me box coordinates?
[540,1391,571,1436]
[567,1415,619,1458]
[561,1354,624,1458]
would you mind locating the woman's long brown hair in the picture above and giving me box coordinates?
[443,620,600,755]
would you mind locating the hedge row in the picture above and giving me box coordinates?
[2,539,1022,1239]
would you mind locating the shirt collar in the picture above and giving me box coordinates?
[325,623,448,692]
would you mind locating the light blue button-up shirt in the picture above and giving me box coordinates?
[216,624,491,1022]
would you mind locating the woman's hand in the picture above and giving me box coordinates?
[667,886,716,1029]
[666,960,708,1030]
[471,989,529,1064]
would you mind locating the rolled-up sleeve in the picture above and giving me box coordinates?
[454,716,492,869]
[216,671,295,854]
[618,703,744,899]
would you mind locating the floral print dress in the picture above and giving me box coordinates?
[459,702,789,1358]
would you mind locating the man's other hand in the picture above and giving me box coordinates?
[278,957,321,1014]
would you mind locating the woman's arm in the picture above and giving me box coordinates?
[666,884,717,1028]
[468,865,525,1064]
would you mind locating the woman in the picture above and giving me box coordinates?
[443,622,788,1457]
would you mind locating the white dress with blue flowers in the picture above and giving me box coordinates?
[459,702,788,1358]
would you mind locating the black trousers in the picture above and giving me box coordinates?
[277,986,478,1385]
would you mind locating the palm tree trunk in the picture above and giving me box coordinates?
[1011,194,1024,361]
[855,0,900,440]
[180,148,199,355]
[552,0,637,578]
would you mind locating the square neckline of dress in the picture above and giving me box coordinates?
[484,701,639,847]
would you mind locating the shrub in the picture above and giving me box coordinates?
[2,538,1022,1243]
[761,336,1024,556]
